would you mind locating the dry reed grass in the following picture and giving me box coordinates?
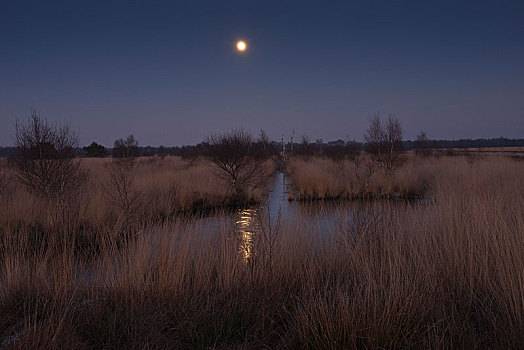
[0,155,523,348]
[285,154,497,200]
[439,146,524,153]
[0,156,276,238]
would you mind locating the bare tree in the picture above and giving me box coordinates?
[365,114,384,157]
[11,110,87,200]
[415,130,431,156]
[112,135,140,159]
[10,110,88,230]
[383,116,404,171]
[365,113,405,174]
[206,129,267,198]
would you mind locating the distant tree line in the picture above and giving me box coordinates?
[83,141,107,157]
[285,137,524,155]
[1,131,523,159]
[0,147,16,158]
[1,137,523,159]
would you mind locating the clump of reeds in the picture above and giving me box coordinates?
[286,153,444,200]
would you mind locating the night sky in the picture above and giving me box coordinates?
[1,0,523,146]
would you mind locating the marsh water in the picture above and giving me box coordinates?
[198,172,348,235]
[194,172,424,260]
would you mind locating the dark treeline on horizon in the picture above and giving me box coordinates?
[1,137,524,158]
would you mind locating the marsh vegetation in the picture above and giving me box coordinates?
[1,114,523,349]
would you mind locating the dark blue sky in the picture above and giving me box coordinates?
[1,0,523,146]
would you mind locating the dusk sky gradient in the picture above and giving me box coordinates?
[1,0,523,146]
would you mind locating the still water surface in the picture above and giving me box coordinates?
[195,172,423,260]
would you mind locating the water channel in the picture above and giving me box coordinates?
[195,172,424,260]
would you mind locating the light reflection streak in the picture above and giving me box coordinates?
[235,208,258,261]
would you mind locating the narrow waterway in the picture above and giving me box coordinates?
[192,171,425,261]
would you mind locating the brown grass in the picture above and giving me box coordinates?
[1,155,523,348]
[286,154,436,199]
[436,147,524,153]
[0,156,276,236]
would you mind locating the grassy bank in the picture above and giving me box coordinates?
[1,155,523,348]
[285,154,514,200]
[0,156,276,237]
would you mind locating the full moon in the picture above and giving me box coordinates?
[236,41,246,51]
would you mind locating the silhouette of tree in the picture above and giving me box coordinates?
[11,110,87,200]
[206,129,267,198]
[83,141,107,158]
[415,131,431,156]
[112,135,140,159]
[365,113,405,173]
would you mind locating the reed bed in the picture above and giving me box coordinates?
[0,155,523,348]
[0,156,276,238]
[285,154,506,200]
